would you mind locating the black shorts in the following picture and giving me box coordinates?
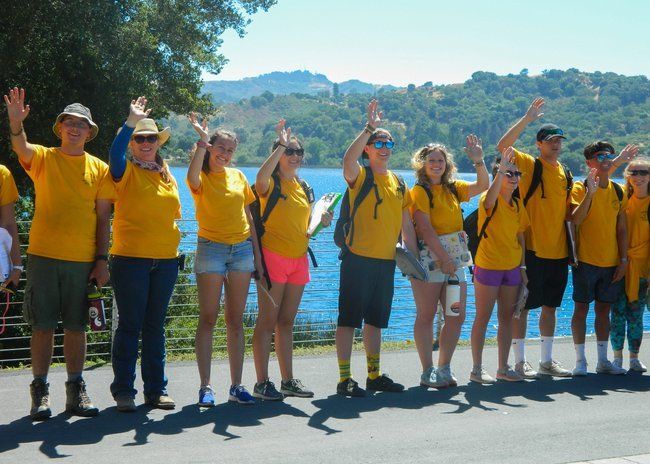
[338,252,395,329]
[572,261,622,304]
[524,251,569,310]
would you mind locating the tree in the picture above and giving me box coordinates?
[0,0,277,188]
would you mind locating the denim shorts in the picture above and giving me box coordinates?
[194,237,255,275]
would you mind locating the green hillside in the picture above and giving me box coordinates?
[164,69,650,175]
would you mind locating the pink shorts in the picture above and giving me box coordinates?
[473,265,521,287]
[262,247,310,285]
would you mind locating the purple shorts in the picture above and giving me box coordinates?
[473,266,522,287]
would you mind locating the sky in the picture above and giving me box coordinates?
[204,0,650,86]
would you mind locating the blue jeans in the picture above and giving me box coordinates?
[110,256,179,399]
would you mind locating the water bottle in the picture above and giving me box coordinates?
[444,274,461,317]
[87,281,106,331]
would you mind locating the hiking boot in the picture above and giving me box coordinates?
[470,366,496,384]
[198,386,216,407]
[538,360,572,377]
[514,361,538,379]
[253,380,284,401]
[30,378,52,421]
[145,393,176,409]
[629,358,648,373]
[228,385,255,405]
[596,360,627,375]
[65,378,99,417]
[573,360,588,376]
[496,366,524,382]
[336,378,365,397]
[280,378,314,398]
[366,374,404,392]
[420,366,447,388]
[115,395,136,412]
[438,365,458,387]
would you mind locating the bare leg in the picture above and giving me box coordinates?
[496,285,519,370]
[335,326,355,363]
[252,282,285,383]
[572,302,589,345]
[411,278,442,371]
[470,281,499,368]
[275,284,305,381]
[539,305,557,337]
[195,273,225,387]
[594,301,611,341]
[438,282,467,366]
[223,271,252,386]
[63,329,86,374]
[31,329,55,377]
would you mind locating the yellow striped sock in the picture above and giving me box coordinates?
[338,359,351,383]
[367,353,381,380]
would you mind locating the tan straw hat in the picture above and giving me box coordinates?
[132,118,171,146]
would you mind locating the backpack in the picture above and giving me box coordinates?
[251,172,316,287]
[334,166,406,259]
[523,158,573,206]
[415,181,460,210]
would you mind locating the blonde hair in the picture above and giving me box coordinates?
[411,143,457,190]
[624,156,650,197]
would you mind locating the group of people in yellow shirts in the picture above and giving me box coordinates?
[0,89,646,421]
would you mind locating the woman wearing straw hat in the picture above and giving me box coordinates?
[108,97,181,412]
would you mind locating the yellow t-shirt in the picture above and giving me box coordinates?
[570,181,627,267]
[260,176,311,258]
[346,167,412,260]
[19,145,115,262]
[111,161,181,259]
[189,167,255,244]
[0,165,19,206]
[514,149,571,259]
[624,192,649,276]
[410,181,470,235]
[475,193,530,270]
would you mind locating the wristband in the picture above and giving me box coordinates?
[519,265,527,270]
[196,140,210,149]
[474,160,485,167]
[12,265,24,273]
[10,125,24,137]
[95,255,108,262]
[620,258,628,263]
[364,124,376,134]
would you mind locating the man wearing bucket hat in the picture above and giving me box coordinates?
[496,97,574,379]
[4,87,115,420]
[107,96,181,412]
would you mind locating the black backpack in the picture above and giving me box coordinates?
[523,158,573,207]
[334,166,406,259]
[414,181,460,210]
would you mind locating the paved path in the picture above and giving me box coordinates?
[1,337,650,463]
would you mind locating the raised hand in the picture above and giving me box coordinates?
[367,99,383,128]
[501,146,517,170]
[188,112,210,142]
[127,96,151,125]
[3,87,30,124]
[619,144,639,163]
[275,119,291,147]
[463,134,483,162]
[524,97,545,123]
[585,168,599,196]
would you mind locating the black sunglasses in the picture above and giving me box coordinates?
[284,148,304,157]
[133,134,159,144]
[504,170,523,178]
[629,169,650,177]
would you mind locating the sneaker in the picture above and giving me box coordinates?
[470,366,496,384]
[253,380,283,401]
[515,361,539,379]
[438,365,458,387]
[496,366,524,382]
[336,378,366,397]
[596,360,627,375]
[366,374,404,392]
[420,366,448,388]
[115,395,136,412]
[65,378,99,417]
[612,358,624,369]
[573,360,588,376]
[228,385,255,405]
[538,360,573,377]
[280,378,314,398]
[629,358,648,372]
[30,378,52,421]
[144,394,176,410]
[198,386,215,407]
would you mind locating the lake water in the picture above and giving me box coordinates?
[170,166,648,342]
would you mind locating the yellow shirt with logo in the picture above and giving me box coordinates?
[514,149,571,259]
[410,181,470,235]
[259,176,311,258]
[189,167,255,244]
[19,145,115,262]
[346,167,412,260]
[111,161,181,259]
[0,165,19,206]
[475,193,530,270]
[622,190,649,300]
[570,181,627,267]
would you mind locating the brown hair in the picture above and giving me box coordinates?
[583,141,615,160]
[411,143,457,191]
[271,136,304,174]
[202,129,239,174]
[624,156,650,198]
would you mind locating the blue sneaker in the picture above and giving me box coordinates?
[198,386,215,407]
[228,385,255,405]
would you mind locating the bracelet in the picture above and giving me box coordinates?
[94,255,108,262]
[519,265,527,270]
[364,124,376,134]
[620,257,628,263]
[10,125,24,137]
[12,265,24,273]
[196,140,211,149]
[474,159,485,167]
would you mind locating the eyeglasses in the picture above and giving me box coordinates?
[61,119,90,130]
[588,152,617,162]
[629,169,650,177]
[284,148,304,157]
[504,170,522,178]
[133,134,159,144]
[370,140,395,149]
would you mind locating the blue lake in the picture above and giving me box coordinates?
[170,166,648,342]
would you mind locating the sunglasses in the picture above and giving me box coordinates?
[133,134,159,144]
[284,147,305,157]
[369,140,395,149]
[62,119,90,130]
[504,170,523,178]
[588,152,617,162]
[629,169,650,177]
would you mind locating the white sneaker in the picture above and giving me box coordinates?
[629,358,648,372]
[420,366,448,388]
[470,366,496,384]
[612,358,623,369]
[573,360,588,376]
[538,360,573,377]
[496,365,524,382]
[514,361,538,379]
[596,359,627,375]
[437,365,458,387]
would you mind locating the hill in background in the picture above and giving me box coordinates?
[164,68,650,175]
